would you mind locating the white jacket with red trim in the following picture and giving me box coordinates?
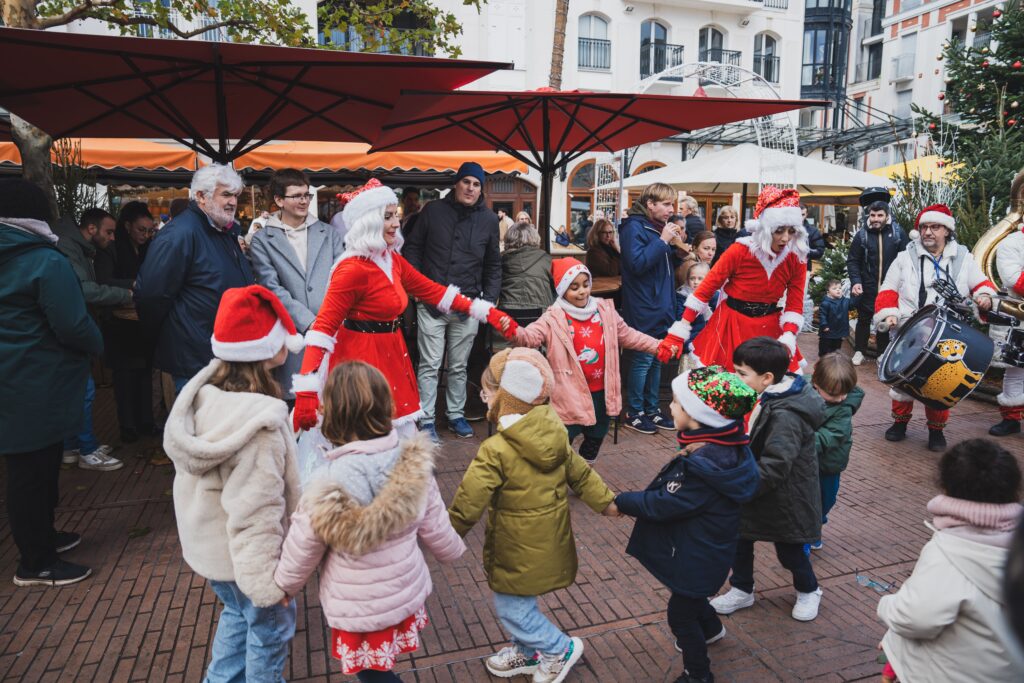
[873,238,996,327]
[996,229,1024,300]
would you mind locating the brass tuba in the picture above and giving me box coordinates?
[973,169,1024,321]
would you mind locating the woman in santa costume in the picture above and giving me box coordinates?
[657,186,809,372]
[291,179,515,435]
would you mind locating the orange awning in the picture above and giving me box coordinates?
[232,141,527,175]
[0,138,200,171]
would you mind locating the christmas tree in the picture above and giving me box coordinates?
[809,242,850,304]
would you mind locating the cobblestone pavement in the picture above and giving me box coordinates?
[2,335,1021,682]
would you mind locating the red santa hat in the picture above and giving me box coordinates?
[211,285,305,362]
[914,204,955,239]
[340,178,398,228]
[551,257,591,298]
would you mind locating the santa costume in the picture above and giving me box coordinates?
[292,179,513,435]
[658,186,808,372]
[873,204,997,449]
[989,224,1024,436]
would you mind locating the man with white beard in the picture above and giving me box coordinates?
[135,164,255,392]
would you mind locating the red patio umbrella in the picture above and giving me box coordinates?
[0,28,509,163]
[372,88,823,247]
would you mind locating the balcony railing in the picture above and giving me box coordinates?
[750,0,790,9]
[754,55,780,83]
[640,42,685,80]
[891,53,915,81]
[578,37,611,70]
[699,48,742,66]
[972,30,992,49]
[853,59,882,82]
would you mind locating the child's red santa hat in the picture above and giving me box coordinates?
[552,257,591,298]
[211,285,305,362]
[913,203,955,241]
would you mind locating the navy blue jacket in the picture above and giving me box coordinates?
[619,211,681,337]
[616,436,760,598]
[134,203,254,378]
[818,295,850,340]
[0,223,103,454]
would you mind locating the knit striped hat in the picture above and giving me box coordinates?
[671,366,757,428]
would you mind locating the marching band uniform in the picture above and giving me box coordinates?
[990,226,1024,436]
[657,186,808,372]
[874,205,997,451]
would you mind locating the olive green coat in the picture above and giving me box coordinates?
[448,405,615,596]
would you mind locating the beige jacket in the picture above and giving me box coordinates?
[164,360,300,607]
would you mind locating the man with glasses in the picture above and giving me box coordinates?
[874,204,995,452]
[249,169,344,401]
[135,164,255,392]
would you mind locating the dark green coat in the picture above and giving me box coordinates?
[448,405,615,596]
[740,376,826,544]
[0,223,103,454]
[499,246,555,311]
[816,387,864,474]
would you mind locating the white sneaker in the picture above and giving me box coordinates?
[533,637,583,683]
[851,351,864,366]
[78,446,123,472]
[62,449,80,465]
[486,645,539,678]
[710,587,755,615]
[792,587,823,621]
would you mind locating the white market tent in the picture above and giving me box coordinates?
[598,143,894,196]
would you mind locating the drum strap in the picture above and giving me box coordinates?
[917,250,966,307]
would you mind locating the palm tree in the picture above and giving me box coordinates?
[549,0,569,89]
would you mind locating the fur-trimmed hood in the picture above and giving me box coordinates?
[301,432,436,556]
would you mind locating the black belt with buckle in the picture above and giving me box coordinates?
[725,297,781,318]
[343,318,402,333]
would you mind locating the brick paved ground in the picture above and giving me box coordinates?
[2,334,1021,682]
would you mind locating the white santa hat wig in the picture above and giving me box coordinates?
[338,178,402,257]
[744,185,809,263]
[211,285,304,362]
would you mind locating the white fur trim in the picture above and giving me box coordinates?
[778,331,797,355]
[342,185,398,228]
[498,413,525,430]
[972,283,998,298]
[909,229,920,241]
[211,319,290,362]
[436,285,460,314]
[469,298,494,323]
[889,387,912,402]
[500,359,544,403]
[735,236,802,280]
[917,210,955,231]
[755,206,804,234]
[291,372,322,393]
[997,392,1024,407]
[555,263,590,297]
[780,310,805,330]
[304,329,337,353]
[872,307,900,328]
[393,409,424,428]
[668,319,692,340]
[671,373,732,428]
[683,293,708,317]
[285,334,305,353]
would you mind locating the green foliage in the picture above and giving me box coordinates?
[318,1,484,58]
[810,242,850,304]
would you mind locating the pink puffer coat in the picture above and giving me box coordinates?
[273,433,465,632]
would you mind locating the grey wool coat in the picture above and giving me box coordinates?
[249,217,345,397]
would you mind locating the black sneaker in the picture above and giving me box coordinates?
[650,411,676,431]
[884,422,907,442]
[989,419,1021,437]
[55,532,81,553]
[14,560,91,587]
[624,413,657,435]
[927,428,947,453]
[674,670,714,683]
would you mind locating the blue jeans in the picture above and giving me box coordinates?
[626,350,661,416]
[63,375,99,455]
[493,592,570,657]
[820,472,841,525]
[205,580,296,683]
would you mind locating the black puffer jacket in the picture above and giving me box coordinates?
[740,375,826,544]
[402,193,501,306]
[846,221,909,300]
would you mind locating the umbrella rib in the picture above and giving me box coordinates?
[0,64,208,99]
[228,64,312,153]
[379,96,527,132]
[213,46,229,159]
[228,66,394,109]
[373,101,515,151]
[456,119,540,171]
[558,98,642,156]
[498,97,545,169]
[118,55,209,146]
[229,95,367,159]
[548,97,584,159]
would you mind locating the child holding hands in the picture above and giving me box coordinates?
[615,367,760,683]
[274,362,466,682]
[448,348,619,683]
[509,257,661,459]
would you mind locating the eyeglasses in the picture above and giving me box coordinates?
[855,569,898,594]
[918,224,945,233]
[284,193,314,201]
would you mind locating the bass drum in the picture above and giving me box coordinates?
[878,304,994,411]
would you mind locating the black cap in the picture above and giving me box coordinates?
[859,187,891,207]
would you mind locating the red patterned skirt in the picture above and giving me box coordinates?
[331,605,429,674]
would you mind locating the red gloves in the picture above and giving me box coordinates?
[293,391,319,432]
[656,333,686,364]
[487,307,519,340]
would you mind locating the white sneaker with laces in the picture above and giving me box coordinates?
[792,587,823,621]
[62,449,80,465]
[851,351,864,366]
[533,637,584,683]
[78,446,123,472]
[710,587,755,615]
[485,646,539,678]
